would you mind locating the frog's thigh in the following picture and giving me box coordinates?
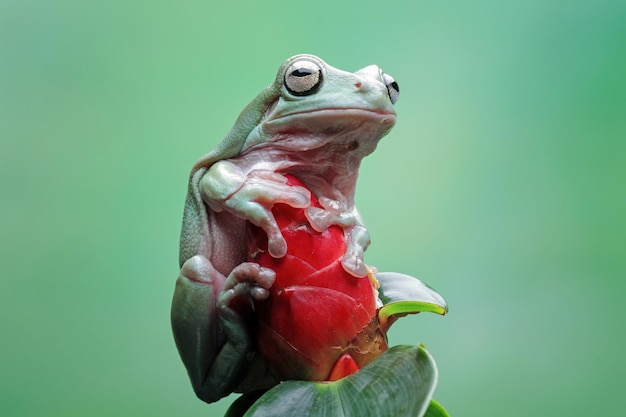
[171,255,219,389]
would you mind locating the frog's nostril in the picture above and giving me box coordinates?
[354,82,362,88]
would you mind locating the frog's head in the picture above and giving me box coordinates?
[241,54,399,156]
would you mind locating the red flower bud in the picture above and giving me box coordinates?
[248,176,387,382]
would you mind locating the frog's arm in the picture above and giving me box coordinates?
[199,161,311,258]
[171,256,276,403]
[305,203,370,277]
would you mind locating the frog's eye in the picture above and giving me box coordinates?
[383,73,399,104]
[284,60,323,96]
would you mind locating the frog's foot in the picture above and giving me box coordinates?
[198,263,275,400]
[171,258,276,404]
[201,162,311,258]
[218,262,276,309]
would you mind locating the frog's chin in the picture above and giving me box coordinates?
[262,108,396,137]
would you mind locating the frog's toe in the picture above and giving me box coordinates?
[266,232,288,258]
[250,286,270,301]
[341,253,367,278]
[219,262,276,307]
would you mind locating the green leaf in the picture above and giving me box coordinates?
[376,272,448,330]
[376,272,448,309]
[423,399,450,417]
[226,345,438,417]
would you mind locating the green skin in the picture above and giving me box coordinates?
[171,54,400,403]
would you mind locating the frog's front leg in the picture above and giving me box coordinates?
[306,202,370,277]
[200,160,311,258]
[171,256,275,403]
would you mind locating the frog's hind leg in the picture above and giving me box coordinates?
[171,256,275,403]
[171,256,223,401]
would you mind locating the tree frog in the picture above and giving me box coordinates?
[171,54,400,403]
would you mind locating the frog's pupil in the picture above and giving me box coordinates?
[293,68,313,77]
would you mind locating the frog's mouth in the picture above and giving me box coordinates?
[263,108,396,137]
[264,107,396,127]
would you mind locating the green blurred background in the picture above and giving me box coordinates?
[1,1,624,416]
